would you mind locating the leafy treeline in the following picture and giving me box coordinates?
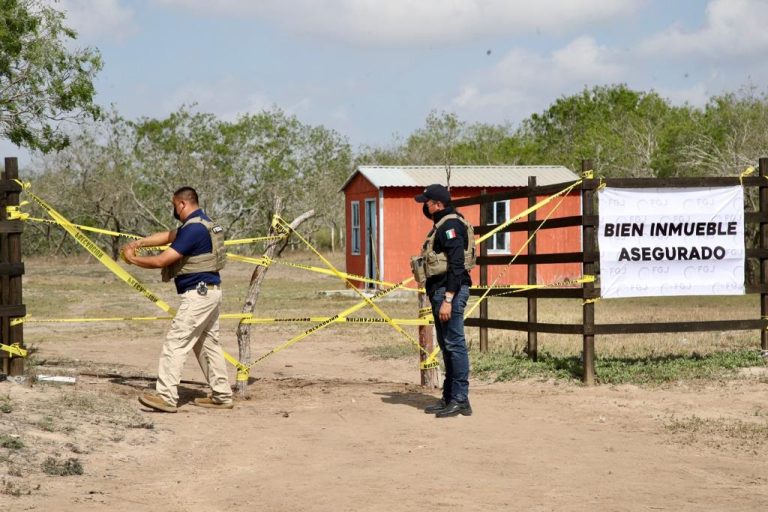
[25,108,352,257]
[361,84,768,180]
[21,84,768,257]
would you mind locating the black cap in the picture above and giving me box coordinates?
[414,184,451,204]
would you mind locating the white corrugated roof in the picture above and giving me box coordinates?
[341,165,578,190]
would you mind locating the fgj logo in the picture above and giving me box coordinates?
[637,198,668,209]
[637,266,669,278]
[683,197,716,209]
[660,282,693,295]
[684,265,715,278]
[711,282,743,294]
[608,266,627,275]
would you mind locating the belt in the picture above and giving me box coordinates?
[182,283,221,294]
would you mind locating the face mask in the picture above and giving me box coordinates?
[422,203,432,220]
[173,205,181,221]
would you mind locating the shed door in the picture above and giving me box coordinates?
[364,198,377,288]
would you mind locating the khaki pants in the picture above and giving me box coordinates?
[156,288,232,406]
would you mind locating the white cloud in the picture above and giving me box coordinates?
[552,37,623,81]
[153,0,641,45]
[449,37,623,120]
[638,0,768,59]
[58,0,137,43]
[162,77,270,120]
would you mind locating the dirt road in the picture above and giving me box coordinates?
[5,327,768,512]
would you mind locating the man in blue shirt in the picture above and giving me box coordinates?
[122,187,233,412]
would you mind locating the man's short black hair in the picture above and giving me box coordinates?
[173,186,199,204]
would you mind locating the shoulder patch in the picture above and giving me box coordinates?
[445,228,457,240]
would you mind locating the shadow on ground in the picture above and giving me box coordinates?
[375,389,439,410]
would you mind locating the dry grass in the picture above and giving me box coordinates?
[0,383,154,496]
[480,294,759,359]
[665,414,768,453]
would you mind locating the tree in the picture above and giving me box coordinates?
[354,112,534,191]
[27,105,353,256]
[519,84,687,177]
[300,124,352,252]
[0,0,102,152]
[28,108,139,258]
[678,86,768,177]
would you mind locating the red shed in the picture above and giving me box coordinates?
[341,165,582,289]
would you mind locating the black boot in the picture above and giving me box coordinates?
[435,400,472,418]
[424,399,447,414]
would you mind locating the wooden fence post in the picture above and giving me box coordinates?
[1,157,25,376]
[527,176,538,361]
[581,160,595,385]
[418,291,439,388]
[479,189,489,353]
[760,157,768,352]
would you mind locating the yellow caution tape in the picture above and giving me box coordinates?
[0,343,27,357]
[10,316,27,327]
[583,297,600,305]
[21,315,172,323]
[224,235,285,245]
[466,184,576,318]
[475,178,582,245]
[740,166,755,186]
[220,350,250,381]
[226,253,272,267]
[418,306,432,318]
[471,274,594,291]
[421,359,440,370]
[228,252,425,292]
[480,275,596,299]
[13,180,593,376]
[21,215,143,238]
[420,347,441,369]
[18,182,176,316]
[16,184,258,378]
[270,216,439,369]
[20,209,285,245]
[6,205,29,221]
[15,312,431,326]
[246,275,429,368]
[238,316,431,326]
[271,258,422,291]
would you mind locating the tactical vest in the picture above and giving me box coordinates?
[161,216,227,282]
[410,213,476,286]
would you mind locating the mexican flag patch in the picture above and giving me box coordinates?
[445,228,457,240]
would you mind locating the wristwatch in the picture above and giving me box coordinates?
[444,295,453,304]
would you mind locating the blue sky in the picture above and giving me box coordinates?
[4,0,768,166]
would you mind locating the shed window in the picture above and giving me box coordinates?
[487,200,509,253]
[351,201,360,255]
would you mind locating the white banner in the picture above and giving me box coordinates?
[598,187,745,298]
